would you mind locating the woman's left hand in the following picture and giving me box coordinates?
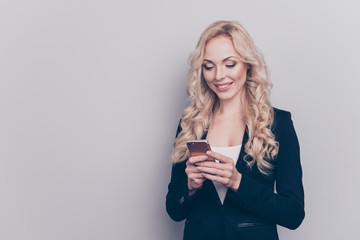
[197,151,242,192]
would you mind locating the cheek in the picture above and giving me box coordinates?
[204,79,214,90]
[202,70,214,82]
[203,77,215,91]
[230,67,247,82]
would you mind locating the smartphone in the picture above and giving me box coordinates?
[186,140,214,160]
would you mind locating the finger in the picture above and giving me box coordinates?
[188,172,206,180]
[188,155,209,165]
[197,160,222,169]
[202,172,230,185]
[206,151,232,163]
[186,168,201,178]
[198,161,235,174]
[198,166,232,178]
[186,164,206,173]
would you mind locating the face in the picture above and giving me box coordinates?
[202,35,248,103]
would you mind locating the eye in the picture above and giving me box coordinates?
[203,64,214,71]
[225,63,236,68]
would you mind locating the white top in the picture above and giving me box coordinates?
[210,145,242,204]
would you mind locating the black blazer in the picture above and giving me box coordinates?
[166,108,305,240]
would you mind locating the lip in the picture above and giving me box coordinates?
[214,82,233,91]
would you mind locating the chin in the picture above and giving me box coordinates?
[216,93,235,101]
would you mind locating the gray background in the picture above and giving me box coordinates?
[1,0,359,239]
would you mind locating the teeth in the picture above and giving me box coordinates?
[217,84,230,89]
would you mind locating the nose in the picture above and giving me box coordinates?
[215,67,225,81]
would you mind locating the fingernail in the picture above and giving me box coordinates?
[197,166,202,170]
[203,155,208,159]
[206,151,210,154]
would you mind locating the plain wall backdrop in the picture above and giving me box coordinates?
[1,0,359,239]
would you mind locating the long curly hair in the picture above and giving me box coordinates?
[172,20,279,176]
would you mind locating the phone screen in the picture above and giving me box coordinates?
[186,140,214,160]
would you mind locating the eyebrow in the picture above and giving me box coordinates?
[203,56,238,64]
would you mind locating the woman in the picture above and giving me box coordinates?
[166,20,305,240]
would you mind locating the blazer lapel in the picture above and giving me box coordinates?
[235,126,249,172]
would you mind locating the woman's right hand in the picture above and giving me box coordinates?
[185,155,208,196]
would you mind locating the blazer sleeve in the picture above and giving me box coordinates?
[227,112,305,230]
[165,121,198,222]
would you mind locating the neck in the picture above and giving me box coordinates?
[215,96,244,117]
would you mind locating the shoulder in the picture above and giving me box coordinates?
[272,107,293,136]
[273,107,291,120]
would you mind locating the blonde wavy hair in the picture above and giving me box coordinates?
[172,20,279,175]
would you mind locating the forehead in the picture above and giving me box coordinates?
[203,36,237,61]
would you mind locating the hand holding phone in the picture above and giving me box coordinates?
[185,140,213,194]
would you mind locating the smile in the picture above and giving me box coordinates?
[214,82,233,91]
